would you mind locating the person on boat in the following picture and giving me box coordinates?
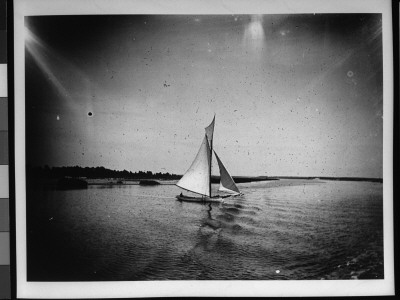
[180,192,183,197]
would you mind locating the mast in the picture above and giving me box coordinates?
[205,115,215,198]
[209,131,212,197]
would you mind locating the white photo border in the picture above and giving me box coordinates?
[14,0,394,298]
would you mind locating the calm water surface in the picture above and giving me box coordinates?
[27,179,383,280]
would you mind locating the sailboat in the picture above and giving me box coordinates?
[176,116,241,203]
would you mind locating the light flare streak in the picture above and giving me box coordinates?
[24,26,92,114]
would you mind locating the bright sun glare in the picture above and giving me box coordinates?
[243,15,265,51]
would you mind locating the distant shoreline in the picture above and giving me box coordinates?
[86,176,383,185]
[268,176,383,183]
[26,165,383,185]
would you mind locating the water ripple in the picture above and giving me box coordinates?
[27,180,383,280]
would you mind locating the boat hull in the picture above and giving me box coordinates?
[176,195,225,203]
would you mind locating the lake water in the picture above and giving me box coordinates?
[27,179,383,281]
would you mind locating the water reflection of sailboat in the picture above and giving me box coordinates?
[176,116,241,203]
[201,203,222,230]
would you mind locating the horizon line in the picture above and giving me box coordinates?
[27,164,383,180]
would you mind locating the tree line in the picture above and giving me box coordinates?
[27,165,181,180]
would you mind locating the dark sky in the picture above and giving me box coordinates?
[25,14,383,177]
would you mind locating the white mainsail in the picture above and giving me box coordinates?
[214,151,241,195]
[176,135,211,196]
